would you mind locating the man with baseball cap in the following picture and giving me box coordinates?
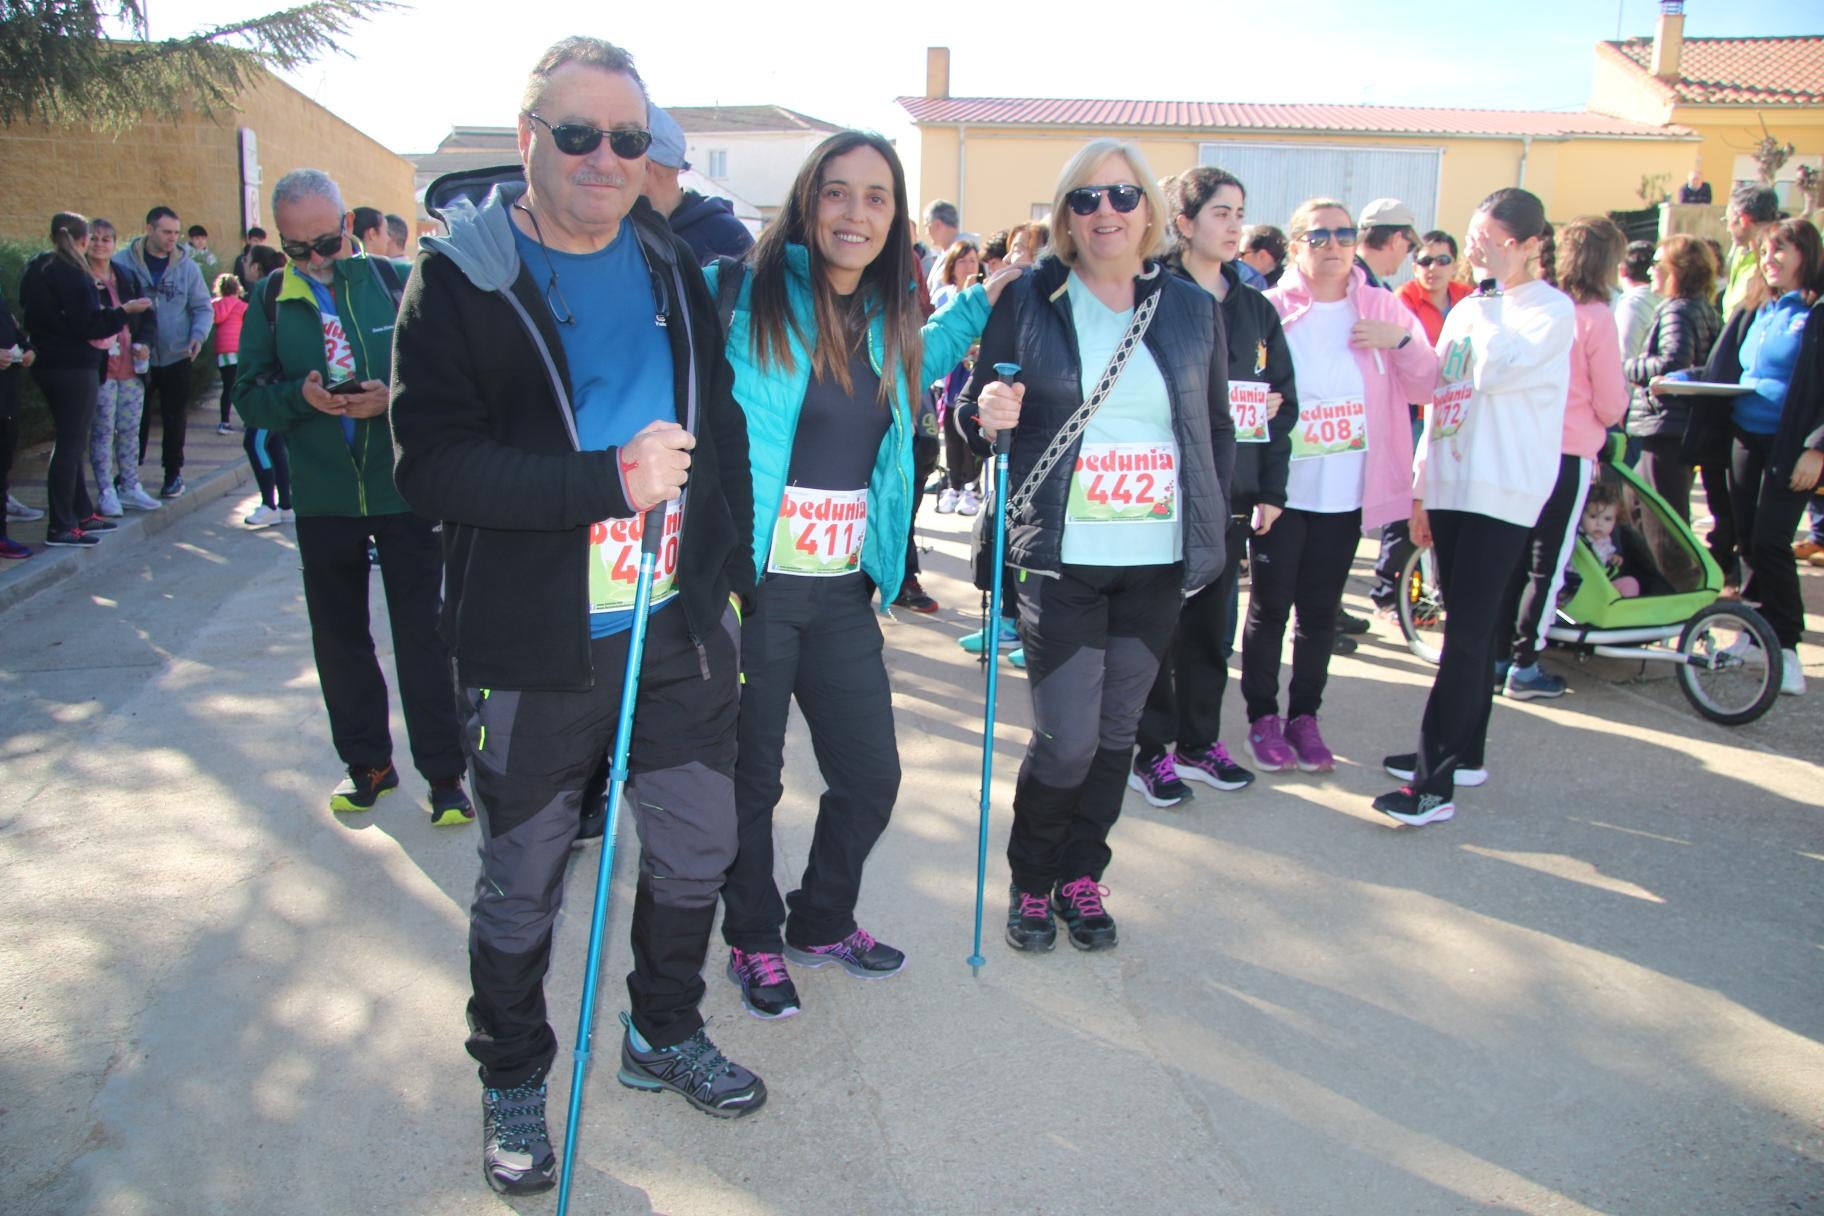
[640,103,754,265]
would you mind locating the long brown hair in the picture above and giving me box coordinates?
[49,211,89,270]
[1655,234,1714,301]
[1742,219,1824,315]
[745,130,921,405]
[1556,216,1626,305]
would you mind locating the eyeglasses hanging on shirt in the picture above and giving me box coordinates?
[513,200,669,330]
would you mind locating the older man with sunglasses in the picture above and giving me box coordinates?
[390,36,763,1197]
[234,167,473,829]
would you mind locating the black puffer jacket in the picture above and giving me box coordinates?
[1183,258,1296,511]
[956,254,1234,592]
[1624,294,1722,438]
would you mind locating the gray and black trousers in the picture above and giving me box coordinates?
[461,604,741,1090]
[1009,562,1183,894]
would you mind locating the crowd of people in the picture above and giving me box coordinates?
[1,32,1819,1200]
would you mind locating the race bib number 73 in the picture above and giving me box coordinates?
[1229,380,1271,444]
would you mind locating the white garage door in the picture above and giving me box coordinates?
[1197,142,1443,237]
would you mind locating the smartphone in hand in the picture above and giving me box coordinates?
[327,378,366,397]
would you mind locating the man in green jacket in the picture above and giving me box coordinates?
[1722,184,1779,319]
[236,167,471,826]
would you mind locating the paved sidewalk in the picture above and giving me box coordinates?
[2,488,1820,1215]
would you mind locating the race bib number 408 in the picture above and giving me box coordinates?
[768,486,868,577]
[1229,380,1271,444]
[1067,441,1179,524]
[588,508,680,613]
[1291,397,1368,461]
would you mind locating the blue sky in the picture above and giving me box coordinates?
[134,0,1823,154]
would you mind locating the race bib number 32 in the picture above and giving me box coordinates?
[1291,397,1368,461]
[1067,441,1179,524]
[588,508,680,613]
[1229,380,1271,444]
[1431,380,1473,441]
[768,486,868,577]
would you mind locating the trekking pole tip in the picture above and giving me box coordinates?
[967,952,985,974]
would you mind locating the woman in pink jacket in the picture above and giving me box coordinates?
[1499,216,1630,701]
[1244,197,1438,773]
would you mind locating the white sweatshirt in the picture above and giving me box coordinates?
[1414,279,1575,528]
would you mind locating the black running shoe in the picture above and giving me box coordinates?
[77,514,119,533]
[1373,785,1456,826]
[44,529,100,548]
[1331,631,1358,655]
[616,1014,766,1118]
[481,1079,556,1195]
[892,575,940,614]
[1005,883,1056,952]
[1052,876,1117,951]
[330,762,399,813]
[429,776,474,826]
[1336,606,1371,635]
[784,926,906,978]
[727,949,802,1019]
[571,797,607,850]
[160,476,186,500]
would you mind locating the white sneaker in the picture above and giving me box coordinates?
[958,487,983,515]
[935,487,960,514]
[97,486,123,518]
[6,494,43,522]
[244,504,284,529]
[278,508,296,525]
[1781,648,1806,696]
[118,485,162,512]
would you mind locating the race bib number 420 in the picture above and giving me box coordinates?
[1229,380,1270,443]
[1067,441,1179,524]
[588,508,680,613]
[768,486,868,577]
[1431,380,1473,441]
[1291,397,1368,461]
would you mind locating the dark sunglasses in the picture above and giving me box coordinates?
[1299,227,1358,249]
[1415,253,1455,268]
[281,233,343,261]
[1065,184,1143,216]
[529,113,653,159]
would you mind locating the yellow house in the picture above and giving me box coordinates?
[1588,4,1824,211]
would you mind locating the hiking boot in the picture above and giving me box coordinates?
[1052,876,1117,951]
[1336,606,1370,635]
[1127,748,1191,808]
[893,575,939,614]
[330,762,399,813]
[97,486,123,518]
[1245,714,1297,772]
[1172,742,1254,791]
[5,494,43,521]
[1383,752,1487,788]
[244,503,284,529]
[1504,663,1566,701]
[784,926,906,978]
[617,1013,766,1118]
[727,949,801,1020]
[935,487,960,514]
[1284,714,1335,772]
[429,777,474,826]
[1373,786,1456,827]
[119,485,162,512]
[1005,884,1056,952]
[160,476,186,499]
[481,1080,556,1195]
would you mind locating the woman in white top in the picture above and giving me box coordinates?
[1379,188,1575,826]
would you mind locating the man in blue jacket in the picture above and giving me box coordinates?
[639,104,754,265]
[118,205,212,499]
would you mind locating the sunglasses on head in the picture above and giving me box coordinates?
[281,233,343,261]
[529,113,653,159]
[1065,184,1143,216]
[1299,227,1358,249]
[1416,253,1455,268]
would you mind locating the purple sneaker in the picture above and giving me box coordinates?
[726,949,801,1020]
[783,927,906,979]
[1172,742,1255,791]
[1245,715,1297,772]
[1284,715,1335,772]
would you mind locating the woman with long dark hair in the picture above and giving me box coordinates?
[18,212,151,546]
[708,131,1017,1018]
[959,138,1234,954]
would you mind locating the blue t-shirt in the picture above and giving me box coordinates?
[294,269,358,449]
[144,252,169,286]
[1731,292,1809,435]
[511,220,676,638]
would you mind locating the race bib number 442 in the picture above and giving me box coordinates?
[1067,441,1179,524]
[1291,397,1368,461]
[588,508,680,613]
[768,486,868,577]
[1229,380,1271,443]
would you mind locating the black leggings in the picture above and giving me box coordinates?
[1240,507,1362,722]
[0,408,16,540]
[34,365,99,535]
[243,427,292,510]
[217,362,238,426]
[1137,515,1249,756]
[945,418,981,492]
[1504,454,1591,669]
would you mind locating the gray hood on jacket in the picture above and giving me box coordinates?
[423,182,527,293]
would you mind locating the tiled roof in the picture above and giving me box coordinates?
[668,105,840,135]
[894,97,1686,139]
[1603,35,1824,106]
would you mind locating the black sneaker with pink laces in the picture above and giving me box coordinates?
[726,949,801,1019]
[1005,884,1057,952]
[784,927,906,978]
[1052,876,1117,951]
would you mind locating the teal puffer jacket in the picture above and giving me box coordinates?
[706,244,991,604]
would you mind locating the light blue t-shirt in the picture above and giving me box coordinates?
[1059,272,1182,568]
[512,221,675,638]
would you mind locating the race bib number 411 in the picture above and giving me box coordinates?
[1067,441,1179,524]
[768,486,868,577]
[1229,380,1271,444]
[588,508,681,613]
[1291,397,1368,461]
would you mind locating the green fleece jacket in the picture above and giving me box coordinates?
[234,256,410,518]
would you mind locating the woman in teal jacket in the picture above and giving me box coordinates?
[708,130,1017,1019]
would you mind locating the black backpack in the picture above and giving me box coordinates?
[260,254,405,327]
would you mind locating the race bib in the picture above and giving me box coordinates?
[587,507,680,613]
[319,307,356,384]
[1291,397,1368,461]
[1431,380,1473,441]
[768,486,867,577]
[1066,441,1179,524]
[1229,380,1271,444]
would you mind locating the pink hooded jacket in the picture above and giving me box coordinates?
[1267,265,1440,532]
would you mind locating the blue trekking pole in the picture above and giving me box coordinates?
[969,362,1020,975]
[556,505,666,1216]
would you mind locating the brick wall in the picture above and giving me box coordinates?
[0,68,414,253]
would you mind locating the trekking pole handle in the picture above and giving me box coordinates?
[640,505,665,557]
[991,363,1020,457]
